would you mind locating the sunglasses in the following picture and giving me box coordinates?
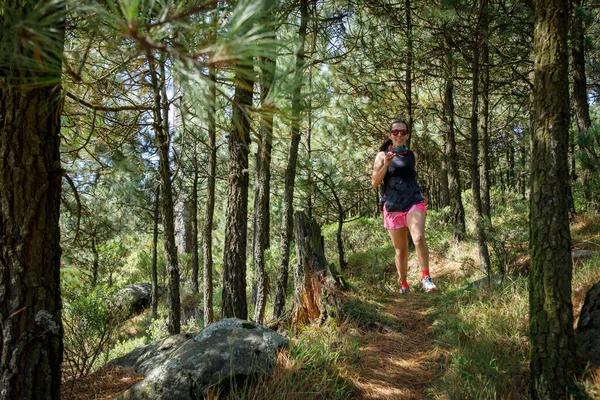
[390,129,408,137]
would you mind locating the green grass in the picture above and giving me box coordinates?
[323,198,600,400]
[206,321,361,400]
[429,278,531,399]
[425,211,600,400]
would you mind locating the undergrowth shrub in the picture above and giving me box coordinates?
[106,336,148,362]
[147,314,204,345]
[426,207,454,248]
[322,217,398,294]
[323,217,389,266]
[147,317,170,343]
[63,285,128,382]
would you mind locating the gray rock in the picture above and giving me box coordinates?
[467,274,516,290]
[576,281,600,365]
[572,250,596,263]
[115,283,163,318]
[110,318,289,399]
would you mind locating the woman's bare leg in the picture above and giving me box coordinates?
[388,227,409,284]
[406,210,429,271]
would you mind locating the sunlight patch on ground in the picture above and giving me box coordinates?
[62,365,144,400]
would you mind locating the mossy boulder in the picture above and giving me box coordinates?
[109,318,289,399]
[115,283,162,319]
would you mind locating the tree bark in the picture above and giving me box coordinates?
[151,186,160,319]
[190,146,200,293]
[291,211,340,326]
[439,162,450,213]
[479,1,491,219]
[0,2,64,398]
[252,0,277,324]
[148,54,180,334]
[91,237,99,287]
[442,23,466,243]
[336,209,345,271]
[202,64,217,326]
[306,67,315,219]
[570,0,591,210]
[222,60,254,320]
[571,0,590,132]
[519,128,528,200]
[470,0,491,274]
[273,0,309,319]
[529,0,576,398]
[405,0,413,138]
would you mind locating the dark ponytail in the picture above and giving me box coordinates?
[379,118,407,151]
[379,139,392,152]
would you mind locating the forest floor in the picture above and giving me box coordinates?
[349,292,439,399]
[62,254,457,400]
[347,253,457,399]
[62,213,600,400]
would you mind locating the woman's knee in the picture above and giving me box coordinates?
[412,233,426,247]
[394,247,408,258]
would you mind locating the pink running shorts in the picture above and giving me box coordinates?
[383,202,427,230]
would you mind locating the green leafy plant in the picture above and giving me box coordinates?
[147,317,170,343]
[62,285,128,382]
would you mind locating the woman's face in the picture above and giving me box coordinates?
[388,122,409,145]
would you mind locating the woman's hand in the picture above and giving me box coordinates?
[384,152,395,166]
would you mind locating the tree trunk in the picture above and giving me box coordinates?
[306,67,314,219]
[336,210,345,271]
[529,0,576,398]
[570,0,591,211]
[291,212,342,326]
[91,237,99,287]
[273,0,309,319]
[442,25,466,243]
[470,1,491,274]
[190,147,200,293]
[148,54,180,334]
[405,0,413,138]
[0,2,64,398]
[202,64,217,326]
[222,61,254,320]
[479,2,491,219]
[439,162,450,213]
[519,128,528,200]
[570,0,590,158]
[151,186,160,319]
[252,2,276,324]
[508,143,516,190]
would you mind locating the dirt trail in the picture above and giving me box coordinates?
[350,293,440,399]
[350,259,456,399]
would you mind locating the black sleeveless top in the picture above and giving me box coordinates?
[382,150,424,212]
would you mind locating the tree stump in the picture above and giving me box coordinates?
[291,211,345,326]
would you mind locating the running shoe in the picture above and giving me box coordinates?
[422,275,438,292]
[400,287,410,294]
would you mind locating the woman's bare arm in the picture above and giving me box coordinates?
[372,151,392,188]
